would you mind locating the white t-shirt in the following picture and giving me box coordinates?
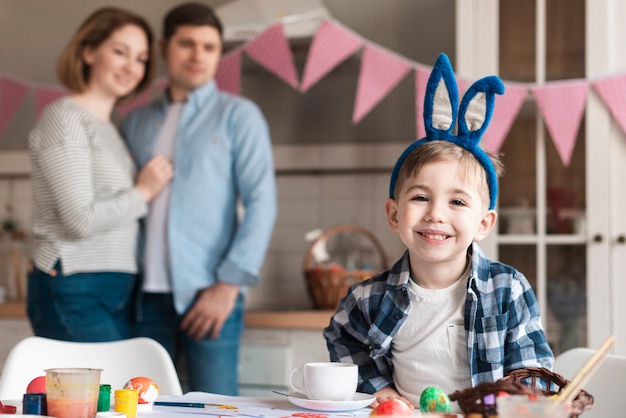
[392,269,472,409]
[142,102,184,292]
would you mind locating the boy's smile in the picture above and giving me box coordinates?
[385,159,497,288]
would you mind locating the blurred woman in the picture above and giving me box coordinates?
[27,7,173,342]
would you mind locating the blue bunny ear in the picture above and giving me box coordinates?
[424,53,458,140]
[457,75,505,146]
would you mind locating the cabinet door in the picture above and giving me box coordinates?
[457,0,589,356]
[587,0,626,355]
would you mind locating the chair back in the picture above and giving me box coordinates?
[554,347,626,417]
[0,336,183,400]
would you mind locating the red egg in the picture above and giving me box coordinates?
[26,376,46,393]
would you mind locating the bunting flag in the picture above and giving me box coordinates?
[0,76,30,138]
[216,50,242,95]
[299,21,363,92]
[532,80,589,166]
[116,88,153,119]
[482,82,528,153]
[415,67,430,138]
[352,46,411,124]
[34,86,67,117]
[6,18,626,154]
[593,74,626,137]
[244,24,299,88]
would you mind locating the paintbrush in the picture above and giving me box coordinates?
[154,400,237,410]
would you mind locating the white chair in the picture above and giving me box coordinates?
[0,336,183,400]
[554,347,626,417]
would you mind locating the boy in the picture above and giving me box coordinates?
[323,53,554,409]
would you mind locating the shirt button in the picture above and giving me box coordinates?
[395,313,402,320]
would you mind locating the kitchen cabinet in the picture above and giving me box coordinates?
[239,311,331,397]
[457,0,624,355]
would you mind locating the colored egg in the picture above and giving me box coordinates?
[123,376,159,404]
[26,376,46,393]
[419,386,452,413]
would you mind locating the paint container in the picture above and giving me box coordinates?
[22,393,47,415]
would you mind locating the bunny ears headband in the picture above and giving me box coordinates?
[388,53,505,210]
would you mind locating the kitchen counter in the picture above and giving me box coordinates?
[244,310,334,330]
[0,302,26,318]
[0,303,334,330]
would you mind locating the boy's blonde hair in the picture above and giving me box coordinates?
[392,141,504,209]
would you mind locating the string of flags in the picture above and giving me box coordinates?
[2,18,626,167]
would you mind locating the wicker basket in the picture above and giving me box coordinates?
[303,225,388,310]
[449,367,594,418]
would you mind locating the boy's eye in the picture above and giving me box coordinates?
[412,195,428,202]
[450,199,465,206]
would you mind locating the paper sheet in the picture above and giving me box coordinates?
[150,392,375,418]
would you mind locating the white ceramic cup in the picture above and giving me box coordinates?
[288,362,358,401]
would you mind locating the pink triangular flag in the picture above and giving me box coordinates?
[0,76,30,137]
[352,46,411,124]
[116,88,153,119]
[300,21,363,92]
[531,80,589,166]
[415,67,430,138]
[216,50,242,95]
[593,74,626,137]
[244,24,299,89]
[34,86,68,117]
[482,82,528,153]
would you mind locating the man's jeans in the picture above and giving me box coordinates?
[136,292,244,395]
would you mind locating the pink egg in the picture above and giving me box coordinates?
[26,376,46,393]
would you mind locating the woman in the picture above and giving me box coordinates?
[27,7,173,342]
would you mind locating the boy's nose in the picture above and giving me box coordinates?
[424,203,446,223]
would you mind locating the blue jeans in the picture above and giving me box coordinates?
[135,292,244,395]
[27,262,136,342]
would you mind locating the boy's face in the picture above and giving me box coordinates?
[385,159,497,272]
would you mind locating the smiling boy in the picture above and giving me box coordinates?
[323,54,554,410]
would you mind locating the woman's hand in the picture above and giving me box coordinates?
[135,155,173,201]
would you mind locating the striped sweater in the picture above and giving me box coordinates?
[28,97,147,275]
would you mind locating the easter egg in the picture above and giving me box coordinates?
[123,376,159,404]
[26,376,46,393]
[370,398,412,417]
[419,386,452,413]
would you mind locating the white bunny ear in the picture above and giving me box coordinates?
[424,53,458,140]
[457,75,505,146]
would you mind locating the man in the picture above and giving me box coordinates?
[121,3,277,395]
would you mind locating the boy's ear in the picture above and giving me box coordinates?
[474,209,498,242]
[385,198,400,232]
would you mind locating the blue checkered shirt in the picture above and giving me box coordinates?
[323,242,554,394]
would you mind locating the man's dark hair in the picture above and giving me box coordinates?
[163,2,223,40]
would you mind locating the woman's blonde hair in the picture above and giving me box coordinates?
[57,7,154,101]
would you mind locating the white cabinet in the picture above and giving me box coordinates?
[457,0,625,355]
[239,327,328,397]
[585,0,626,355]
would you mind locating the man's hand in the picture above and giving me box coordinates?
[180,282,240,340]
[371,386,414,410]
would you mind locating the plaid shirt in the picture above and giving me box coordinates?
[323,242,554,394]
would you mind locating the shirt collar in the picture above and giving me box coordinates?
[159,80,218,111]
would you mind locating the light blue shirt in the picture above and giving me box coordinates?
[121,81,277,313]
